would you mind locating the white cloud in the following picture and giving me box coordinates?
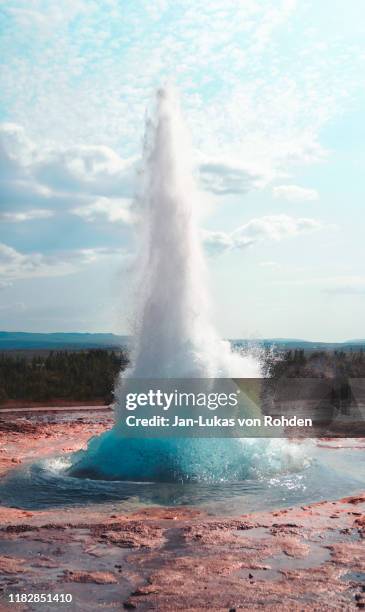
[198,157,266,195]
[33,145,137,198]
[251,0,297,52]
[73,197,135,225]
[6,8,48,30]
[0,123,55,218]
[0,122,275,228]
[235,215,321,242]
[203,214,322,254]
[1,0,361,182]
[0,209,53,222]
[0,242,124,280]
[272,275,365,295]
[325,285,365,296]
[0,279,12,289]
[0,122,34,164]
[0,123,138,223]
[201,230,234,255]
[273,184,319,202]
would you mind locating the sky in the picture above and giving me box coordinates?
[0,0,364,341]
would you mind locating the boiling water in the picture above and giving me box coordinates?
[0,441,363,514]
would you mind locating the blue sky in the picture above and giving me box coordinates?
[0,0,364,340]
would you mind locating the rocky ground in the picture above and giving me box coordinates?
[0,409,364,611]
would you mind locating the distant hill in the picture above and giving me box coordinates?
[0,332,364,352]
[0,332,128,351]
[233,338,365,351]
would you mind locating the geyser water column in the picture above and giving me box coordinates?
[121,86,259,380]
[68,87,293,483]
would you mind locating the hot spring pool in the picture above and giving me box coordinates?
[0,441,363,516]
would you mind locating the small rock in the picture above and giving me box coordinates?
[63,570,117,584]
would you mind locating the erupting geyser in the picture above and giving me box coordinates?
[121,86,260,380]
[69,87,302,482]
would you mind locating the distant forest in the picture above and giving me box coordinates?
[267,348,365,379]
[0,348,364,405]
[0,350,128,404]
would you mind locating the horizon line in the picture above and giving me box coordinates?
[0,330,364,345]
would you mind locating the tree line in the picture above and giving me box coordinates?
[0,347,364,405]
[0,349,128,404]
[267,348,365,379]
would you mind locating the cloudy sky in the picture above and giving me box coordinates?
[0,0,364,340]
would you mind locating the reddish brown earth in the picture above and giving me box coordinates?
[0,399,107,409]
[0,409,111,480]
[0,410,364,611]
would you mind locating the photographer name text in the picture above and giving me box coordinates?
[124,415,312,428]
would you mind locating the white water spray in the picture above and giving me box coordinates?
[122,86,260,380]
